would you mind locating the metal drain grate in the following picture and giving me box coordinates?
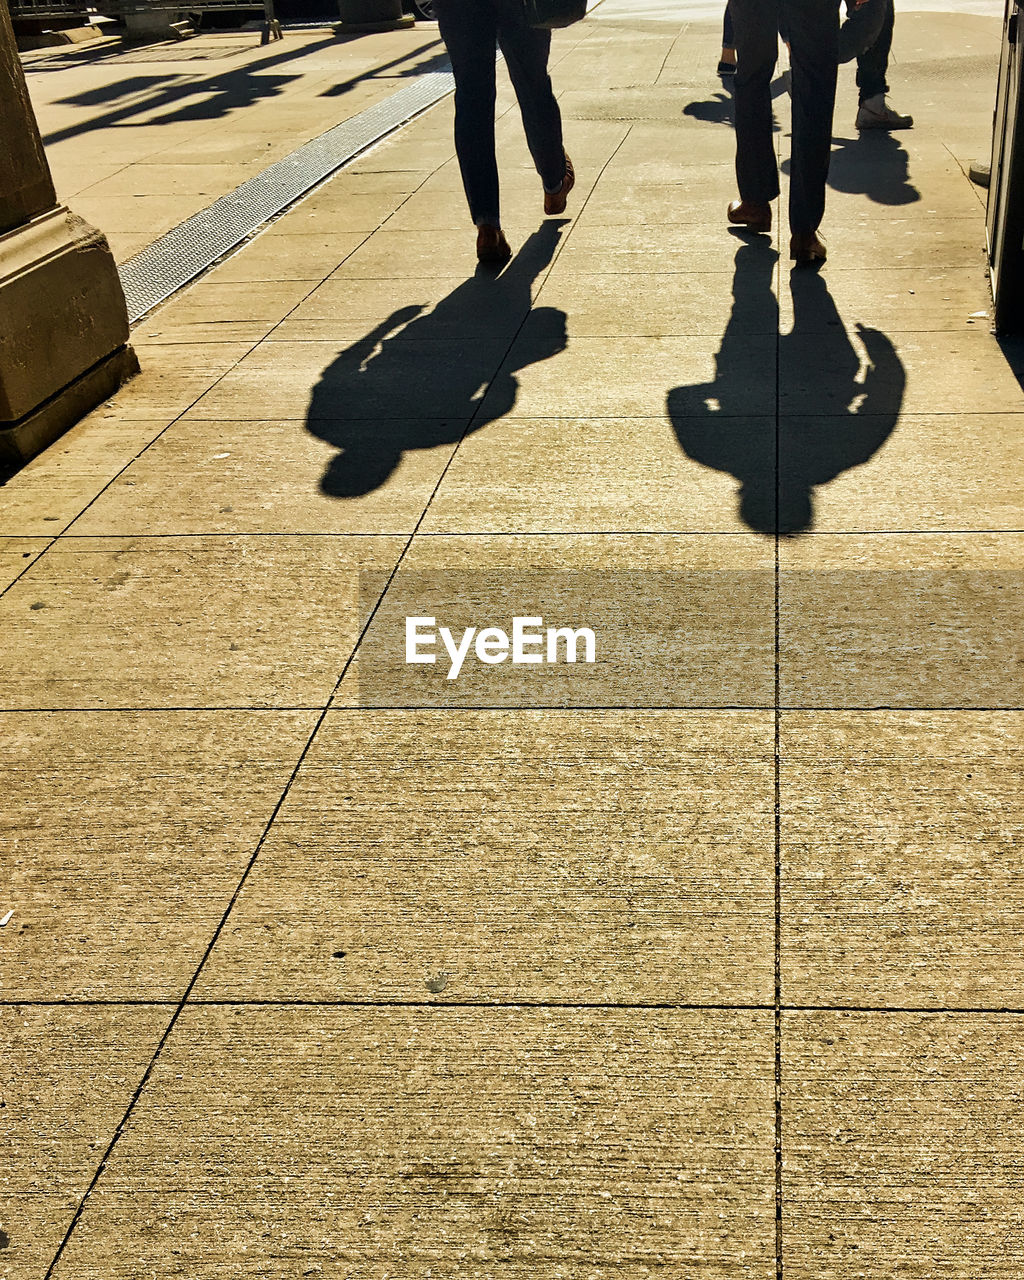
[103,42,255,62]
[118,66,455,322]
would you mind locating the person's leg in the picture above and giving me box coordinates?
[784,0,839,237]
[853,0,912,127]
[435,0,501,226]
[855,0,892,101]
[730,0,782,210]
[495,0,566,195]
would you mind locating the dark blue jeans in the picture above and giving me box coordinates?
[435,0,566,227]
[731,0,840,234]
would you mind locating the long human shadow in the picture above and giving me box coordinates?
[39,34,338,144]
[667,241,904,534]
[38,37,447,145]
[306,221,567,498]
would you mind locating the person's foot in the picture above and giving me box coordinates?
[544,152,575,215]
[855,93,913,130]
[789,231,827,265]
[476,225,512,266]
[727,199,772,232]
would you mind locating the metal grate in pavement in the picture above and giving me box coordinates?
[117,66,455,322]
[100,42,255,62]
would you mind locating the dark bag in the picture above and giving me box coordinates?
[523,0,587,28]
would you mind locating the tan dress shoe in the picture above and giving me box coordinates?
[727,199,772,232]
[544,152,575,216]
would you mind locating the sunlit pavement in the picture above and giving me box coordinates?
[2,8,1023,1278]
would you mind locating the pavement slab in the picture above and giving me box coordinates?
[2,710,316,1000]
[502,331,777,419]
[48,1006,776,1280]
[779,326,1024,417]
[777,533,1024,707]
[534,264,781,337]
[1,1004,170,1279]
[67,416,458,537]
[776,266,992,333]
[196,709,774,1004]
[417,415,775,535]
[0,536,403,709]
[199,232,369,284]
[781,712,1024,1008]
[784,1013,1024,1279]
[339,531,776,708]
[547,220,769,274]
[777,412,1024,533]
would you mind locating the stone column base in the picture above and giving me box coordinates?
[336,0,414,30]
[123,10,193,40]
[0,205,137,466]
[0,345,139,468]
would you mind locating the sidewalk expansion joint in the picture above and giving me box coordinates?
[8,1000,1024,1014]
[116,66,456,323]
[1,705,1017,715]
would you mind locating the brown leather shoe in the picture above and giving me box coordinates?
[476,225,512,266]
[727,199,772,232]
[789,231,827,265]
[544,152,575,216]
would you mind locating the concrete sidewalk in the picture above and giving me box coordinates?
[2,8,1023,1279]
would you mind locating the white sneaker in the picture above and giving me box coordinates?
[855,93,913,130]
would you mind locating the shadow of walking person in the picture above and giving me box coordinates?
[306,221,568,498]
[667,242,905,534]
[786,130,920,206]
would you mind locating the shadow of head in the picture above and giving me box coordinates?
[683,90,735,126]
[827,132,920,206]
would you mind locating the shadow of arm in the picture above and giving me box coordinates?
[838,324,906,469]
[333,304,426,372]
[857,324,905,420]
